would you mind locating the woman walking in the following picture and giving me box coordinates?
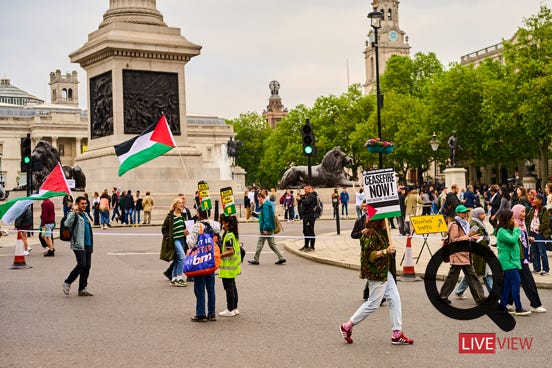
[496,210,530,316]
[160,197,189,287]
[339,219,413,345]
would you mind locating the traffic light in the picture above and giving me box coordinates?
[20,135,32,169]
[301,120,315,156]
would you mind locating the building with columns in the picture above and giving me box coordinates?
[0,72,236,192]
[363,0,410,93]
[0,73,88,189]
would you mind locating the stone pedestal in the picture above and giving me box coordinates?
[231,166,247,194]
[68,1,243,195]
[444,167,467,190]
[522,176,537,190]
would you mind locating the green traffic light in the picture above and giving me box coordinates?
[304,146,313,155]
[23,156,31,164]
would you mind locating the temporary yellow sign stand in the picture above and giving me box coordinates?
[406,214,448,264]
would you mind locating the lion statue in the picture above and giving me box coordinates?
[14,141,86,191]
[279,147,355,188]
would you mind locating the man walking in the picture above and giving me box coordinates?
[299,185,317,251]
[248,191,286,265]
[443,184,460,223]
[41,198,56,257]
[63,196,94,297]
[110,187,120,223]
[439,205,485,305]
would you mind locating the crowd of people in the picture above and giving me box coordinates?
[9,179,551,345]
[89,188,154,228]
[429,182,550,317]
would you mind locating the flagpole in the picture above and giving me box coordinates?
[177,150,191,179]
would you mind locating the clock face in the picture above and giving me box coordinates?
[388,30,399,42]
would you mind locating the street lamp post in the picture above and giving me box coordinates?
[368,6,384,169]
[430,132,439,184]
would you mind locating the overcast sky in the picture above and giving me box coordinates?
[0,0,547,119]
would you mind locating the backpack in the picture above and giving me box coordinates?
[314,194,323,218]
[59,215,78,242]
[279,194,285,205]
[15,206,32,228]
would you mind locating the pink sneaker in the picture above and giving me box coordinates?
[391,332,413,345]
[339,324,353,344]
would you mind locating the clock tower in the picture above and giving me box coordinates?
[364,0,410,93]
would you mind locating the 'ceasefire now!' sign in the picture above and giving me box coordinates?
[362,168,401,220]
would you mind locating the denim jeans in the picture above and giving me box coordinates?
[172,239,185,278]
[100,210,110,225]
[194,274,216,317]
[455,274,493,296]
[530,233,549,273]
[500,269,522,310]
[111,205,120,221]
[350,271,402,331]
[341,203,348,216]
[65,248,92,291]
[128,208,135,224]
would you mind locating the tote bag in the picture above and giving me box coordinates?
[184,223,221,276]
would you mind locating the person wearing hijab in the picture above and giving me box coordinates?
[496,210,530,316]
[511,204,546,313]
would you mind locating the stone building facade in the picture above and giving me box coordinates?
[364,0,410,93]
[262,80,288,128]
[0,74,87,189]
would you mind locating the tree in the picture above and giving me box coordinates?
[227,112,271,186]
[260,86,376,187]
[381,52,443,98]
[502,4,552,181]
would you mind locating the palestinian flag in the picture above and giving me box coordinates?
[0,163,71,225]
[114,114,176,177]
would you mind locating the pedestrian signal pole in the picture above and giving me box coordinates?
[20,134,32,196]
[301,119,315,185]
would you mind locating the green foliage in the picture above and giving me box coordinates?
[227,112,271,186]
[228,5,552,186]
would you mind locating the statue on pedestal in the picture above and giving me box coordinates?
[447,131,461,167]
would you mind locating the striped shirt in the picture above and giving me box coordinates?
[173,215,185,240]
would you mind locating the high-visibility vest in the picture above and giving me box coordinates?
[219,232,241,278]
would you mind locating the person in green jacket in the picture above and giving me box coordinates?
[248,191,286,265]
[496,210,530,316]
[218,215,241,317]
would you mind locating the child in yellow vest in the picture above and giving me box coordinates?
[218,215,242,317]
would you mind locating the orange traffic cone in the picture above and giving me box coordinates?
[10,230,32,269]
[398,234,420,282]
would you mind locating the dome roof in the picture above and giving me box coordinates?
[0,78,44,105]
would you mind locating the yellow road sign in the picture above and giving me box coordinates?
[410,215,448,234]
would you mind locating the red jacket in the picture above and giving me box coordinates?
[41,199,55,224]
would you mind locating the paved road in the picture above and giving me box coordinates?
[1,220,551,367]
